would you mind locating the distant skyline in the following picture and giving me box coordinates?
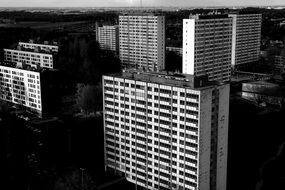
[0,0,285,8]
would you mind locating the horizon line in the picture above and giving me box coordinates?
[0,5,285,8]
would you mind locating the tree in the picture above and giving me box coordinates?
[165,51,182,72]
[255,142,285,190]
[0,100,9,116]
[80,40,121,84]
[53,167,96,190]
[76,83,102,115]
[56,37,121,87]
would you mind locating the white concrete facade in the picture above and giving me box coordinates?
[0,65,42,113]
[103,70,230,190]
[119,15,165,71]
[4,48,54,69]
[183,19,195,75]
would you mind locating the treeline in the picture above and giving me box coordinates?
[0,24,121,114]
[0,11,118,23]
[56,34,121,85]
[0,26,122,85]
[0,27,70,61]
[0,27,39,61]
[56,34,121,114]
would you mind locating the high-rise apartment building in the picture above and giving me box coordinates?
[229,13,262,69]
[119,14,165,71]
[183,14,232,82]
[103,69,229,190]
[97,25,119,53]
[0,62,59,117]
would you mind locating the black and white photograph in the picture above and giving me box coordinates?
[1,0,285,190]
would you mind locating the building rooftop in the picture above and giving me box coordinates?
[0,61,54,73]
[5,46,55,55]
[228,11,261,15]
[189,14,229,20]
[106,69,223,90]
[20,40,58,46]
[98,25,118,28]
[119,13,163,17]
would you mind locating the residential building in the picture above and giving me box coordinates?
[229,13,262,69]
[103,69,230,190]
[231,71,272,82]
[273,55,285,73]
[242,80,285,106]
[0,62,59,117]
[19,41,59,53]
[183,14,232,82]
[119,14,165,71]
[97,25,119,53]
[4,45,55,69]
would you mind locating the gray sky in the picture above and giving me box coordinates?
[0,0,284,7]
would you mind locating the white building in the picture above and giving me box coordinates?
[97,25,119,53]
[103,69,230,190]
[19,41,59,53]
[183,14,232,82]
[119,14,165,71]
[229,14,262,69]
[4,48,54,69]
[0,62,58,117]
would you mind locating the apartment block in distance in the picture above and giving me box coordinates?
[103,69,230,190]
[166,46,183,56]
[119,14,165,71]
[183,14,232,82]
[0,62,59,117]
[229,13,262,69]
[4,42,58,69]
[19,41,59,53]
[97,25,119,53]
